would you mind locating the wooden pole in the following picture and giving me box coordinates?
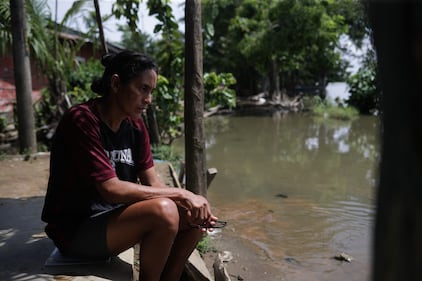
[93,0,108,54]
[146,107,161,146]
[184,0,207,196]
[369,1,422,280]
[10,0,37,154]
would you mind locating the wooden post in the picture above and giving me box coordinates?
[184,0,207,196]
[206,167,218,188]
[369,1,422,280]
[10,0,37,154]
[146,106,161,145]
[93,0,108,54]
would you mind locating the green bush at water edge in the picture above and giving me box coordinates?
[307,96,359,120]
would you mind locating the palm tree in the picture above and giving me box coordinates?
[0,0,12,55]
[0,0,108,134]
[9,0,37,153]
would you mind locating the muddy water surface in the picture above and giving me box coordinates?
[176,112,379,281]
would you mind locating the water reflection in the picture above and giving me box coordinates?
[175,113,380,281]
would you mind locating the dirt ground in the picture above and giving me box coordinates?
[0,153,283,281]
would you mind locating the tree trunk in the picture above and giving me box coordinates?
[318,74,327,99]
[268,58,280,101]
[10,0,37,154]
[369,1,422,281]
[184,0,207,197]
[146,106,161,146]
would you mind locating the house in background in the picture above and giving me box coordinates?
[0,53,45,117]
[0,25,123,122]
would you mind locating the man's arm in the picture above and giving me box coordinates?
[95,169,184,205]
[95,166,215,224]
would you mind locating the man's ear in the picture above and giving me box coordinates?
[110,74,120,93]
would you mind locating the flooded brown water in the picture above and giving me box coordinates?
[176,112,380,281]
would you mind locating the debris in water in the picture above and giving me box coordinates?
[219,251,233,262]
[333,252,354,262]
[275,193,288,198]
[284,256,301,266]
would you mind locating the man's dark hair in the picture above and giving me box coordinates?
[91,51,158,96]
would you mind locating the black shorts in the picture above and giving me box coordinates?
[53,208,123,259]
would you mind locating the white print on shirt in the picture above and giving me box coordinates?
[104,148,135,168]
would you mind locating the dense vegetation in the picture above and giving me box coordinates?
[202,0,369,96]
[347,49,379,114]
[0,0,378,150]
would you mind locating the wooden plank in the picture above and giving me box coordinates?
[206,167,218,188]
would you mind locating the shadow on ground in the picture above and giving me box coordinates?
[0,196,132,281]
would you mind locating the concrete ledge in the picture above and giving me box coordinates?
[45,248,112,266]
[44,247,134,280]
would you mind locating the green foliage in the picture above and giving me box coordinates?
[118,24,155,53]
[106,1,240,144]
[113,0,181,45]
[154,75,183,143]
[147,0,184,89]
[151,144,183,170]
[0,0,12,55]
[34,88,55,128]
[310,96,359,120]
[34,58,102,135]
[152,70,238,143]
[202,0,369,94]
[346,52,379,114]
[262,0,348,84]
[2,0,372,151]
[204,72,237,109]
[34,92,49,130]
[112,0,141,33]
[330,0,370,48]
[203,0,268,93]
[0,0,101,133]
[67,58,102,104]
[196,235,215,256]
[24,0,89,83]
[147,0,179,34]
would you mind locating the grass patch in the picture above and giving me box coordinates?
[152,144,183,170]
[196,235,216,256]
[307,96,359,120]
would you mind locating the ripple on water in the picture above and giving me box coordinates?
[213,196,373,280]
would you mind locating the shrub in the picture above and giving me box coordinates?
[346,50,380,114]
[154,75,184,143]
[204,72,237,110]
[67,58,102,104]
[311,96,359,120]
[196,235,215,256]
[151,144,182,170]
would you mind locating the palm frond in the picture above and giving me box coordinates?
[61,0,91,26]
[0,1,12,54]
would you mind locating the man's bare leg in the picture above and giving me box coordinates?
[106,198,180,281]
[160,210,204,281]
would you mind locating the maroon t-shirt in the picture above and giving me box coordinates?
[41,99,153,244]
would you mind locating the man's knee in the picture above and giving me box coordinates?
[146,198,180,231]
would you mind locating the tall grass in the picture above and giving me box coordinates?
[151,144,183,171]
[305,96,359,120]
